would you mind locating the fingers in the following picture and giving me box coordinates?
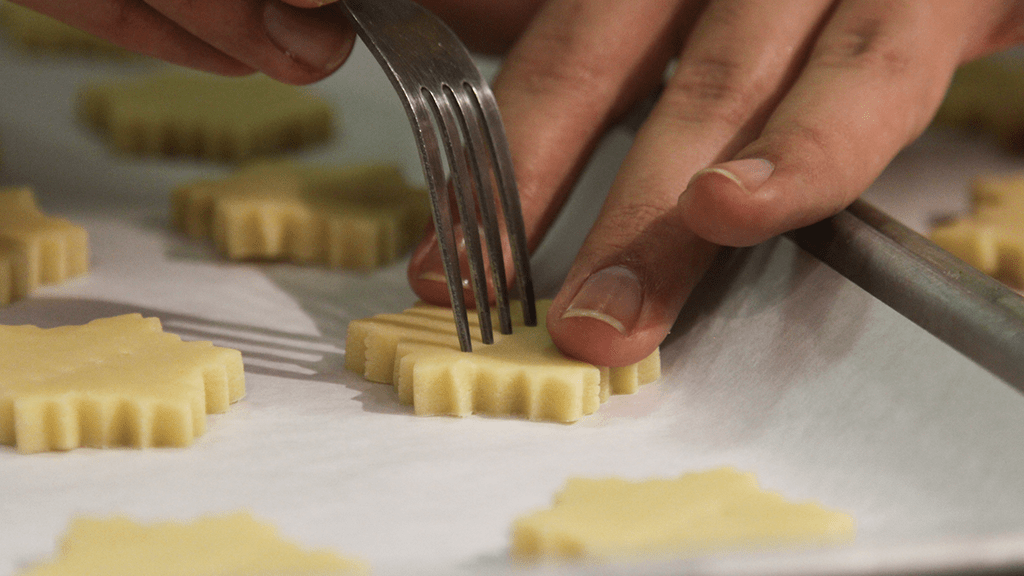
[678,0,982,247]
[408,0,694,305]
[414,0,547,54]
[16,0,354,84]
[547,0,835,366]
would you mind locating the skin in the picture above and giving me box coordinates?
[16,0,1024,366]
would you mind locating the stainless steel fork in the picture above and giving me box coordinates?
[339,0,536,353]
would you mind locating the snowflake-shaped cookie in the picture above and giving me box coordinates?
[172,161,430,270]
[0,314,245,454]
[78,71,333,161]
[0,187,89,306]
[345,301,660,423]
[19,511,368,576]
[930,174,1024,288]
[0,3,131,56]
[511,467,856,560]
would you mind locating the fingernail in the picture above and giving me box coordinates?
[561,266,642,335]
[689,158,774,194]
[263,1,348,71]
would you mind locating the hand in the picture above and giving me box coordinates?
[22,0,1024,368]
[11,0,356,85]
[407,0,1024,367]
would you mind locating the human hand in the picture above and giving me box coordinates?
[10,0,356,84]
[407,0,1024,367]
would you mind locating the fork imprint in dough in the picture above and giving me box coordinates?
[345,300,660,423]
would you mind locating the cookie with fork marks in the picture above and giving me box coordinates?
[345,300,660,423]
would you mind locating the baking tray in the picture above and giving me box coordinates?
[2,31,1024,576]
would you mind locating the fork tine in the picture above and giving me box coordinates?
[339,0,536,350]
[450,83,513,336]
[405,93,475,352]
[426,86,495,346]
[466,83,537,328]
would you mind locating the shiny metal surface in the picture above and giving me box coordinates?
[787,199,1024,391]
[340,0,536,351]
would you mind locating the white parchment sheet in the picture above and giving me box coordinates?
[2,28,1024,576]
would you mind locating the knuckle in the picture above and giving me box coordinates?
[662,55,768,128]
[812,12,919,76]
[591,201,669,252]
[765,120,842,173]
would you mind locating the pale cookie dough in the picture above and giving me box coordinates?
[18,511,368,576]
[0,187,89,306]
[0,314,245,454]
[0,2,130,56]
[929,173,1024,288]
[511,467,856,560]
[78,71,333,161]
[345,300,660,423]
[172,161,430,270]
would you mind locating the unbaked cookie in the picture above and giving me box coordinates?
[511,467,855,560]
[0,314,245,454]
[0,186,89,306]
[18,511,367,576]
[345,300,660,422]
[172,161,430,269]
[78,71,333,161]
[0,3,130,56]
[929,173,1024,288]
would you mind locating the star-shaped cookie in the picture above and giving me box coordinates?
[19,512,367,576]
[172,161,430,270]
[0,314,245,454]
[78,71,333,161]
[0,186,89,305]
[345,301,660,423]
[0,3,131,56]
[511,467,855,560]
[930,174,1024,288]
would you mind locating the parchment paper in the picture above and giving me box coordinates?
[2,28,1024,576]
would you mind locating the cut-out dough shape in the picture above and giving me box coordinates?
[0,3,131,56]
[933,58,1024,151]
[0,186,89,306]
[0,314,245,454]
[929,173,1024,288]
[510,467,856,560]
[172,161,431,270]
[345,300,660,422]
[78,71,333,161]
[18,511,368,576]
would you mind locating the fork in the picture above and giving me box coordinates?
[339,0,537,353]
